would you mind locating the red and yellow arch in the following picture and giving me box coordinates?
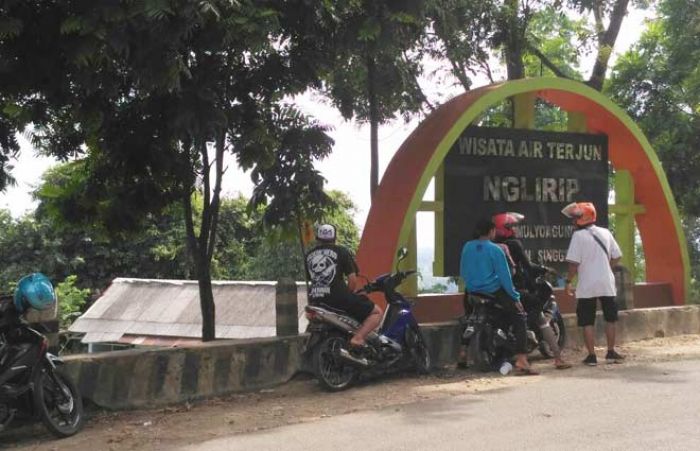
[356,78,689,305]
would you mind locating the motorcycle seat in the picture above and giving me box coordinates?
[469,292,496,304]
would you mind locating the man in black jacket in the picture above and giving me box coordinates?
[306,224,382,347]
[492,212,571,370]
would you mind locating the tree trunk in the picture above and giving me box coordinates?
[504,0,525,81]
[198,255,216,342]
[296,215,310,293]
[182,133,225,342]
[183,189,217,341]
[588,0,630,91]
[367,54,379,200]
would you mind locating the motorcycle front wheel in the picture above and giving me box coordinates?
[33,365,84,438]
[538,311,567,359]
[313,333,359,392]
[405,325,431,374]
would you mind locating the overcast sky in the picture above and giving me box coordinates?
[0,6,655,251]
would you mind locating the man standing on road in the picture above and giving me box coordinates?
[562,202,625,366]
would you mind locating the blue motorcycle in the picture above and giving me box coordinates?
[305,248,431,391]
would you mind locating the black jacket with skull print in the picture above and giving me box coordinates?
[305,243,359,303]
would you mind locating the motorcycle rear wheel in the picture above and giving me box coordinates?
[313,333,359,392]
[33,365,84,438]
[405,325,431,374]
[468,328,494,372]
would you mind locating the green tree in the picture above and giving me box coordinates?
[246,191,361,281]
[425,0,636,90]
[0,1,334,340]
[55,275,90,329]
[321,0,428,199]
[607,0,700,284]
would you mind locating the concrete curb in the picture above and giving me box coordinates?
[62,305,700,410]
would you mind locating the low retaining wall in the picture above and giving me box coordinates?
[563,305,700,347]
[63,305,700,410]
[62,336,306,410]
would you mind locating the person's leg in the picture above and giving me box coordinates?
[492,290,532,372]
[600,296,624,362]
[605,321,616,350]
[350,305,382,347]
[600,296,618,350]
[338,293,382,347]
[458,291,472,367]
[576,298,597,358]
[583,326,595,355]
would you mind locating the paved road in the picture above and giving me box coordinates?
[181,359,700,451]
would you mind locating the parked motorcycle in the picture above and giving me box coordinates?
[526,267,566,358]
[305,248,431,391]
[1,288,84,437]
[462,267,566,371]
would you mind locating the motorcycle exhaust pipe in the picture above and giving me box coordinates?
[338,348,370,367]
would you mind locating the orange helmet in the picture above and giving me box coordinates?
[492,212,525,239]
[561,202,596,226]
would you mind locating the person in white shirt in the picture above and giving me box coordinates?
[562,202,625,366]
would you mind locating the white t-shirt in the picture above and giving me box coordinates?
[565,225,622,299]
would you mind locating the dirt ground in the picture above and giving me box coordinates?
[5,334,700,451]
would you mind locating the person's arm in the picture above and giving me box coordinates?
[459,243,470,289]
[345,249,361,291]
[564,233,582,296]
[508,239,534,272]
[348,273,360,292]
[565,262,579,296]
[609,230,623,268]
[492,246,520,301]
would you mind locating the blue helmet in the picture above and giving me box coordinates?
[13,273,56,313]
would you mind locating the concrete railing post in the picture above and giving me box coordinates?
[276,278,298,337]
[614,265,635,310]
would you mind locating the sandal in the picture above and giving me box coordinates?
[555,361,572,370]
[514,366,539,376]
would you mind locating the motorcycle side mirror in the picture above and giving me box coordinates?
[396,247,408,271]
[397,247,408,261]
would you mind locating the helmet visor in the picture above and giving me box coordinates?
[561,202,581,219]
[504,212,525,228]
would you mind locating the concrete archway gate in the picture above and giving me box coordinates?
[356,77,689,308]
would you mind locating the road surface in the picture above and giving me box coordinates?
[184,358,700,451]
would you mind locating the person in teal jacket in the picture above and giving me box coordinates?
[460,218,537,375]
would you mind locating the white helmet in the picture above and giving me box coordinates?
[316,224,336,242]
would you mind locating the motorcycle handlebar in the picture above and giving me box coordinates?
[356,270,417,294]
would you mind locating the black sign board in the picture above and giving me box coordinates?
[443,126,609,276]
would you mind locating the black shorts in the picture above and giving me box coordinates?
[320,292,375,323]
[576,296,618,327]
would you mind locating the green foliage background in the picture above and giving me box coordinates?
[0,166,360,320]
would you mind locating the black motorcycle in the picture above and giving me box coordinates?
[305,248,431,391]
[462,268,566,371]
[0,296,84,437]
[526,267,567,358]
